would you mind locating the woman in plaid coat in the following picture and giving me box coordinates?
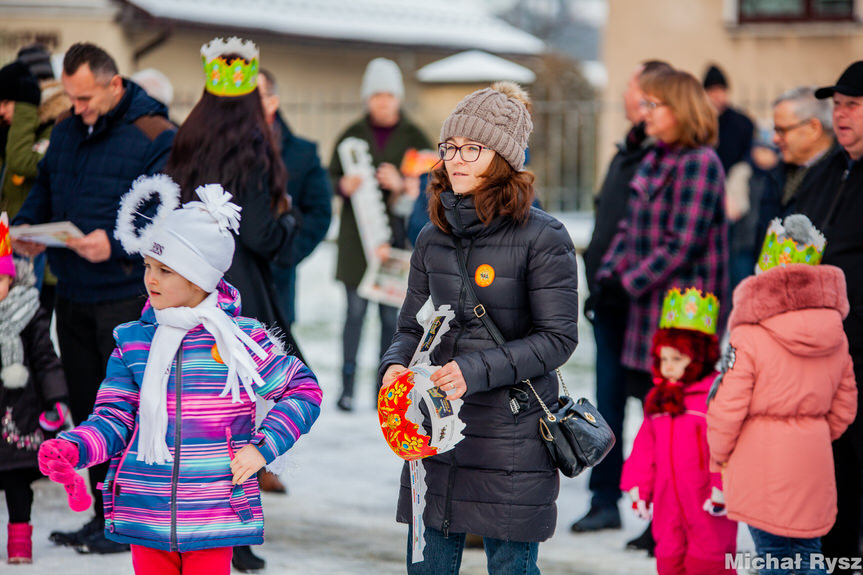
[598,69,728,391]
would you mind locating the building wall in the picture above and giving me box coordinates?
[600,0,862,177]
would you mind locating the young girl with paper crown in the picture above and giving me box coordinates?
[620,286,737,574]
[0,213,68,565]
[707,214,856,575]
[36,176,322,575]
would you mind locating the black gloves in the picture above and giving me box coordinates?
[596,276,630,310]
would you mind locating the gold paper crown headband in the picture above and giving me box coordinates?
[201,37,259,97]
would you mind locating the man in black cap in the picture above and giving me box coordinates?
[797,60,863,571]
[703,63,758,290]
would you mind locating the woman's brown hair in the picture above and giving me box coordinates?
[427,153,535,233]
[640,69,718,148]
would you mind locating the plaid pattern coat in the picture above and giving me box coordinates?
[598,143,728,372]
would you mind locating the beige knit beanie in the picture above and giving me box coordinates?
[439,81,533,171]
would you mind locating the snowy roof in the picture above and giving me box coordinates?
[417,50,536,84]
[122,0,545,55]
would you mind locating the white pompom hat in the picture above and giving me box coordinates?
[115,175,241,293]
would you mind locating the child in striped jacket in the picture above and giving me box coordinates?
[37,176,322,575]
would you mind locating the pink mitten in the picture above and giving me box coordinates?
[38,439,91,512]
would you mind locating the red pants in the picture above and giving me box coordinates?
[130,544,232,575]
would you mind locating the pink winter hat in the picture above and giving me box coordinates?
[0,213,16,278]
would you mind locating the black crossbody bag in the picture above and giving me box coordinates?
[452,237,615,478]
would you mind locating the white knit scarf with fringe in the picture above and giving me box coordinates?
[137,292,268,465]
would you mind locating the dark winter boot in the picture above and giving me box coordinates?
[337,369,355,412]
[7,523,33,564]
[625,522,655,557]
[232,545,266,572]
[49,516,102,547]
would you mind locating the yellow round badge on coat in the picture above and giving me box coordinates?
[211,344,224,364]
[475,264,495,287]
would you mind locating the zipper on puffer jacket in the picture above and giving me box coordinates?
[106,425,140,533]
[170,349,183,552]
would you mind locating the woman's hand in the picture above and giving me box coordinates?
[430,361,467,400]
[230,444,266,485]
[382,364,407,387]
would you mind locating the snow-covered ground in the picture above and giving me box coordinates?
[15,224,753,574]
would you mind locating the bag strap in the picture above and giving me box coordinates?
[453,236,507,347]
[451,236,572,412]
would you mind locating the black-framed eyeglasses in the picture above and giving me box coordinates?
[438,142,489,162]
[773,119,811,137]
[639,98,667,111]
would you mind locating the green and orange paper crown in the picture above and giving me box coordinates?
[659,287,719,335]
[201,37,259,97]
[757,218,825,272]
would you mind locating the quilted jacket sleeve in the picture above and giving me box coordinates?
[827,353,858,441]
[59,343,139,468]
[620,411,656,503]
[250,326,322,464]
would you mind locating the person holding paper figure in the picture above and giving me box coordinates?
[329,57,431,412]
[380,81,579,574]
[11,42,175,554]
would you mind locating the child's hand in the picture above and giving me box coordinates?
[38,438,92,512]
[703,486,727,517]
[230,444,266,485]
[633,500,651,520]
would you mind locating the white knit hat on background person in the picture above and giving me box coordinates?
[439,81,533,171]
[114,174,240,293]
[361,57,404,101]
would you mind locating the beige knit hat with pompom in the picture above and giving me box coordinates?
[439,81,533,171]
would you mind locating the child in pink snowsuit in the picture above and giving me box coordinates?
[621,288,737,575]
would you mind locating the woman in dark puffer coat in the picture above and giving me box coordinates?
[380,82,579,575]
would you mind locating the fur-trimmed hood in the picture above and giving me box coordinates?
[729,264,849,357]
[38,80,70,124]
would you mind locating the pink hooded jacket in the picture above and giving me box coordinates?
[706,264,857,538]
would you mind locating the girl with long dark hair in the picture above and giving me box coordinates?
[163,37,297,572]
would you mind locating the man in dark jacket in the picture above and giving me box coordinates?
[797,61,863,575]
[259,69,332,337]
[571,60,671,539]
[756,86,835,246]
[12,43,175,554]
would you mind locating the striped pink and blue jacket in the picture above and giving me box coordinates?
[59,280,322,552]
[598,143,728,372]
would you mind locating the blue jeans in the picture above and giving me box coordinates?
[749,526,827,575]
[587,304,629,508]
[406,526,540,575]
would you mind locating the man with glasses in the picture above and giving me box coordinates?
[797,61,863,575]
[755,86,835,244]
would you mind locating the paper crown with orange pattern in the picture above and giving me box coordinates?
[0,213,14,278]
[377,370,438,461]
[201,37,259,97]
[756,215,825,272]
[659,287,719,335]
